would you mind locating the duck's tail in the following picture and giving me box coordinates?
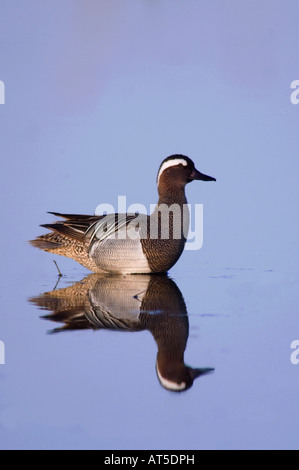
[29,212,99,272]
[29,232,64,252]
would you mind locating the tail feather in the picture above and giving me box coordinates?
[29,233,63,252]
[29,238,54,251]
[47,212,100,222]
[40,223,85,241]
[40,213,104,241]
[29,212,104,272]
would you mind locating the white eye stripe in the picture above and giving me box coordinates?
[157,158,188,184]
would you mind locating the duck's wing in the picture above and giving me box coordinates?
[84,213,139,244]
[30,212,150,273]
[40,212,139,243]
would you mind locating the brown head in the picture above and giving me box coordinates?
[157,154,216,194]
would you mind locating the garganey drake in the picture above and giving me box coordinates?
[30,155,216,274]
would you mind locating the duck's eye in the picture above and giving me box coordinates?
[178,163,183,167]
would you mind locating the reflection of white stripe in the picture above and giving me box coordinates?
[156,363,186,391]
[157,158,188,184]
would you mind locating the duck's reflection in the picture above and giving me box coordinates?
[30,274,213,392]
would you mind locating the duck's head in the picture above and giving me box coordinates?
[157,154,216,188]
[156,360,214,392]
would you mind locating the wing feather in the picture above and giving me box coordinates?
[40,212,140,244]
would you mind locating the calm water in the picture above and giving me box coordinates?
[0,253,298,450]
[1,0,299,450]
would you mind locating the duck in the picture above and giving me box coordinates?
[30,273,214,391]
[29,154,216,274]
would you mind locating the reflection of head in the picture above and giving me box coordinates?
[156,362,188,391]
[156,361,214,393]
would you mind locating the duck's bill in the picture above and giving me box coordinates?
[189,168,216,182]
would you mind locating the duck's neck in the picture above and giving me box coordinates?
[150,185,190,248]
[157,184,188,207]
